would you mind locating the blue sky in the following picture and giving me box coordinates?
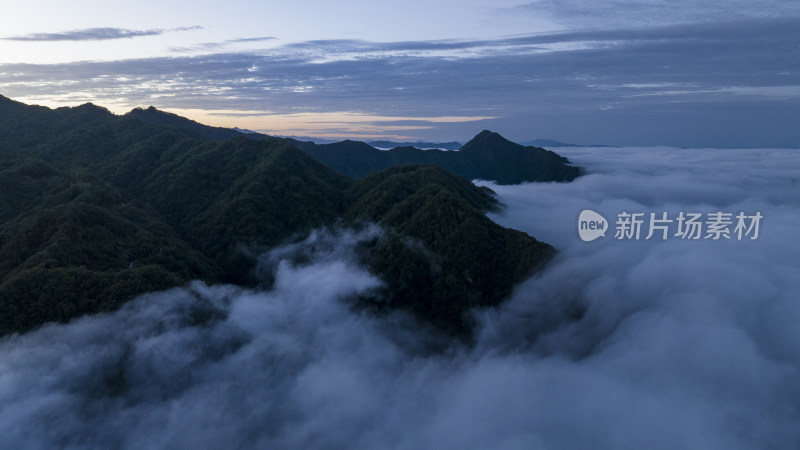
[1,0,798,145]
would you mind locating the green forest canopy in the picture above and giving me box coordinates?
[0,96,562,337]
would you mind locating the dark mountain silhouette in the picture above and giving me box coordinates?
[0,96,580,184]
[367,140,462,150]
[0,96,555,337]
[291,130,581,184]
[124,106,245,141]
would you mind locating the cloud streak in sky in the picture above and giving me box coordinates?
[1,26,202,41]
[507,0,800,29]
[0,17,798,144]
[0,147,798,448]
[168,36,278,53]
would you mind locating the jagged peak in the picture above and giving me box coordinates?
[73,102,110,111]
[52,102,114,118]
[126,105,168,116]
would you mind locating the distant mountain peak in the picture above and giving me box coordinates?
[126,105,169,117]
[293,129,580,184]
[466,130,512,144]
[460,130,518,154]
[72,102,110,112]
[366,140,462,150]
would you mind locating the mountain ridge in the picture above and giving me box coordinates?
[0,97,557,337]
[291,130,581,184]
[0,96,581,183]
[367,140,462,150]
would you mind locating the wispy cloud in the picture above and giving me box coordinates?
[171,109,496,139]
[2,26,202,42]
[0,17,797,145]
[169,36,278,53]
[501,0,800,29]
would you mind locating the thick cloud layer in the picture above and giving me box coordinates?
[1,148,799,449]
[475,147,800,448]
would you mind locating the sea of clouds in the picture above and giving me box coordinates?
[1,147,798,449]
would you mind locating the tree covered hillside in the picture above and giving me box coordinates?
[0,96,555,337]
[290,130,581,184]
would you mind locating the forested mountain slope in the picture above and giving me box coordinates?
[0,96,556,337]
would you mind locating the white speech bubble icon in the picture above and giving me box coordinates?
[578,209,608,242]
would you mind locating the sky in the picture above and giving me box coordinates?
[2,146,799,448]
[0,0,799,145]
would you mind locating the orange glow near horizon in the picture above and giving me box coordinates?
[166,109,496,139]
[9,95,496,140]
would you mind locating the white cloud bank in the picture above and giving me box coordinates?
[1,147,798,449]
